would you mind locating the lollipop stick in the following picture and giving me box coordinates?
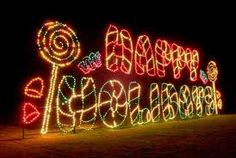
[41,64,59,134]
[37,21,80,134]
[212,81,217,114]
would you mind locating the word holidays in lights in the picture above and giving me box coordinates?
[20,21,223,134]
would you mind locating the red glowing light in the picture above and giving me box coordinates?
[23,102,40,124]
[105,25,200,81]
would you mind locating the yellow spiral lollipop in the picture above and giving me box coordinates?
[206,61,219,114]
[37,21,80,134]
[207,61,218,82]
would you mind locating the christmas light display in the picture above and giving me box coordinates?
[128,81,142,125]
[21,22,223,134]
[37,21,80,134]
[135,35,156,76]
[178,85,194,119]
[105,25,133,74]
[57,76,98,132]
[149,83,161,122]
[24,77,44,98]
[191,86,204,117]
[23,102,40,124]
[55,79,222,130]
[154,39,171,77]
[161,83,178,121]
[56,75,76,132]
[78,77,97,130]
[98,80,128,128]
[77,51,102,74]
[206,61,222,115]
[105,25,199,81]
[156,41,200,81]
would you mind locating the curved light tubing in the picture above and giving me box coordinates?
[24,77,44,99]
[38,21,81,134]
[77,51,102,74]
[105,24,199,81]
[98,80,128,128]
[105,25,133,74]
[54,77,222,132]
[21,22,223,134]
[149,83,161,122]
[23,102,40,124]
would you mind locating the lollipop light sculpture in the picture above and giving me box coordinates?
[37,21,80,134]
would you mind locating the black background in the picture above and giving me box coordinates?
[0,2,235,124]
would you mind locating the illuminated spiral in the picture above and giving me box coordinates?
[37,21,80,67]
[207,61,218,82]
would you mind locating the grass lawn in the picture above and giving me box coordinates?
[1,114,236,157]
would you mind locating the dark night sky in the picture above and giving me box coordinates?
[0,2,235,123]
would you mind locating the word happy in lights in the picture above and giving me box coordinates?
[20,21,223,134]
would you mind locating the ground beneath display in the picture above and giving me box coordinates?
[0,115,236,157]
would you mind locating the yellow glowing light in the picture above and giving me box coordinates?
[21,22,223,135]
[52,78,223,132]
[98,80,128,128]
[74,77,97,130]
[57,76,97,132]
[38,21,81,134]
[135,35,156,76]
[128,81,142,125]
[149,83,161,122]
[207,61,221,114]
[161,83,178,121]
[56,75,76,133]
[179,85,194,119]
[191,86,204,117]
[24,77,44,99]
